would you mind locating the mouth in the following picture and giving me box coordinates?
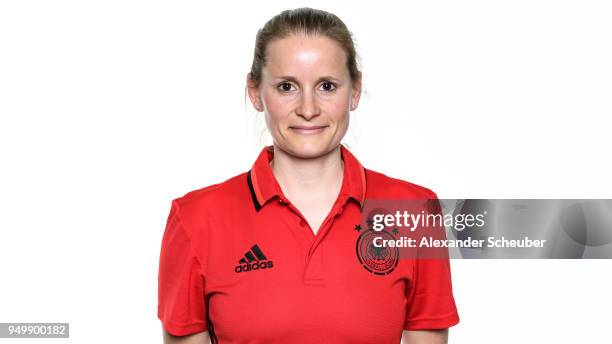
[289,125,328,135]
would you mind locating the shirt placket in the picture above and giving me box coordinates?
[280,195,348,284]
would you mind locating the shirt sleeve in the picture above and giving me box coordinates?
[157,200,208,336]
[403,192,460,330]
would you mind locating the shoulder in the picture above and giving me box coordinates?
[171,172,248,217]
[364,168,438,199]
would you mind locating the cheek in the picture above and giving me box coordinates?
[327,101,350,126]
[262,93,288,126]
[326,90,351,115]
[337,114,350,137]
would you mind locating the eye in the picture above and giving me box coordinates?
[276,82,295,93]
[320,81,337,92]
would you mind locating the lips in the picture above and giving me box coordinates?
[289,125,328,134]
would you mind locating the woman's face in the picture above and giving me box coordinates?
[248,34,361,159]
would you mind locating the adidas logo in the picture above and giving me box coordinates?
[234,244,274,273]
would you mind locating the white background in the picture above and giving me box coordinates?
[1,1,611,343]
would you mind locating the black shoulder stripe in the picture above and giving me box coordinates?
[360,168,367,212]
[246,170,262,212]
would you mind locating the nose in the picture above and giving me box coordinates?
[295,90,320,120]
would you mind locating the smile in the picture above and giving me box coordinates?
[289,125,328,135]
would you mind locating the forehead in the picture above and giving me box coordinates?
[264,34,348,78]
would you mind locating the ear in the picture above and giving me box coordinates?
[246,73,264,112]
[350,71,362,111]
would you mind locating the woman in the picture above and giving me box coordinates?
[158,7,459,344]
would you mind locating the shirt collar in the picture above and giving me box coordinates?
[246,144,367,212]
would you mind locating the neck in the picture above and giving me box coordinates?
[270,145,344,201]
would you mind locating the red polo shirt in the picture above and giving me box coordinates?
[158,145,459,343]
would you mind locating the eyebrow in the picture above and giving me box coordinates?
[273,75,341,84]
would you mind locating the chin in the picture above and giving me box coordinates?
[283,139,337,159]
